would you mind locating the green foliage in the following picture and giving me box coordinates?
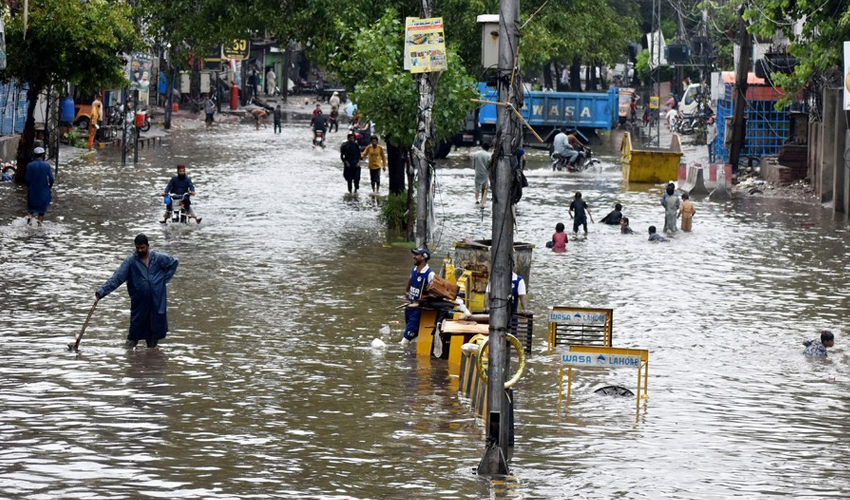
[746,0,850,103]
[62,129,86,149]
[326,9,477,148]
[635,49,674,85]
[379,192,412,232]
[2,0,139,93]
[519,0,640,74]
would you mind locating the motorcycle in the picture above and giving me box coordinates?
[162,192,191,224]
[551,147,599,172]
[348,124,371,150]
[137,107,151,133]
[313,128,326,149]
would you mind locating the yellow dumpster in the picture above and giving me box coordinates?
[621,132,683,184]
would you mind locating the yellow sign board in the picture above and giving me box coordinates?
[222,40,250,60]
[405,17,447,74]
[649,96,660,109]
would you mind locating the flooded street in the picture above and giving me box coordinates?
[2,120,850,499]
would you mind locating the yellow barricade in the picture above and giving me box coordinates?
[559,345,649,411]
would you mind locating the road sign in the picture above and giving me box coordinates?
[549,309,608,325]
[559,345,650,412]
[561,351,642,367]
[223,40,250,60]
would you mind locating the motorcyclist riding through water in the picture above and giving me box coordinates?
[161,164,202,224]
[310,108,328,148]
[551,128,588,170]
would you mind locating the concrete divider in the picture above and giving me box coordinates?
[710,164,733,200]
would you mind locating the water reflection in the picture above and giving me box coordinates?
[1,122,849,498]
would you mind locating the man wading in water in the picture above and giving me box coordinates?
[96,234,179,349]
[400,248,434,348]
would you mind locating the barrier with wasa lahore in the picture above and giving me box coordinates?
[559,345,649,411]
[547,306,613,353]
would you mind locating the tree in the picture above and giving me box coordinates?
[747,0,850,110]
[518,0,640,91]
[2,0,138,179]
[324,9,477,239]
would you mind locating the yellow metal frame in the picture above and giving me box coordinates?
[558,345,649,411]
[547,306,613,353]
[414,309,439,358]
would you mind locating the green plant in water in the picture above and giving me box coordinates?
[379,192,412,232]
[62,129,86,148]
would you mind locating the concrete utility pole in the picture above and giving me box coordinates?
[412,0,440,249]
[729,3,751,171]
[477,0,519,477]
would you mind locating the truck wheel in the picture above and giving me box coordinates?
[434,140,452,159]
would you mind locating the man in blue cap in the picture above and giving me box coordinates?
[401,247,434,348]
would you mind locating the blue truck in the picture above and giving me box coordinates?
[436,84,620,157]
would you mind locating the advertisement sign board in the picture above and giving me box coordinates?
[405,18,447,73]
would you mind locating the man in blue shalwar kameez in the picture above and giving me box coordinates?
[96,234,179,349]
[25,147,54,226]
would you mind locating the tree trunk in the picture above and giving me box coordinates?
[569,59,582,91]
[190,57,201,113]
[14,82,43,183]
[405,147,416,242]
[386,140,407,195]
[542,62,553,90]
[412,70,440,248]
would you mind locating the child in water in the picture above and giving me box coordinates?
[679,193,696,231]
[648,225,668,242]
[620,217,635,234]
[803,330,835,357]
[550,222,568,253]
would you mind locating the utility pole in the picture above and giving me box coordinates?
[478,0,519,477]
[649,0,661,147]
[133,89,140,163]
[729,3,751,171]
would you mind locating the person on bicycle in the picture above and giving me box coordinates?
[161,164,202,224]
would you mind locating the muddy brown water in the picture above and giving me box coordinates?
[1,122,849,499]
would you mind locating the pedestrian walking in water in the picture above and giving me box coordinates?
[401,248,435,348]
[361,136,386,194]
[568,192,593,236]
[803,330,835,357]
[87,94,102,150]
[273,105,282,134]
[340,133,362,193]
[678,193,696,231]
[661,183,680,234]
[96,234,179,349]
[473,143,491,206]
[204,94,214,128]
[25,146,54,226]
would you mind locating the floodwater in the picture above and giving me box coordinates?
[1,119,849,499]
